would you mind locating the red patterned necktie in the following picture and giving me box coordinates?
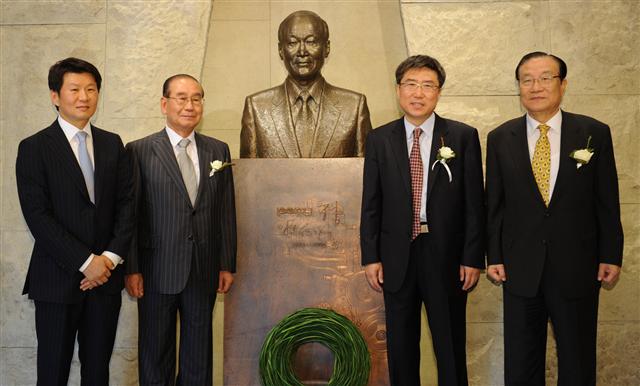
[410,127,423,240]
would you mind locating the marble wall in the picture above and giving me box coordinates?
[0,1,212,385]
[400,1,640,384]
[0,0,638,385]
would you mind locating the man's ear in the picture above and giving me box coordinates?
[50,90,60,109]
[278,43,284,60]
[160,97,168,115]
[325,40,331,58]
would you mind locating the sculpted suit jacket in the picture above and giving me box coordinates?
[486,111,624,298]
[240,78,372,158]
[16,120,134,303]
[360,115,485,293]
[126,130,237,294]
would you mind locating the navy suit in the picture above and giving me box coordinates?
[486,111,624,385]
[16,120,134,386]
[360,115,485,385]
[126,130,237,385]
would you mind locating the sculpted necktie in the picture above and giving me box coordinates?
[532,124,551,206]
[177,138,198,205]
[410,127,423,240]
[76,131,94,203]
[295,90,315,157]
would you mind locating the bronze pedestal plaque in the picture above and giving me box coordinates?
[225,159,388,385]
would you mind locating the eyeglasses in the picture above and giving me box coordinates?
[165,96,204,106]
[399,82,440,93]
[519,75,561,88]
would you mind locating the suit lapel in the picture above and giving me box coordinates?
[151,130,192,206]
[270,84,300,157]
[92,127,106,206]
[389,119,411,196]
[508,115,546,207]
[311,85,341,157]
[549,111,582,208]
[45,121,92,203]
[194,133,216,208]
[426,114,447,204]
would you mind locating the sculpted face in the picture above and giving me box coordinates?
[161,77,204,136]
[518,56,567,122]
[397,67,441,126]
[50,72,99,129]
[278,14,330,84]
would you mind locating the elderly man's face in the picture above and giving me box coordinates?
[518,56,567,121]
[161,77,204,136]
[278,15,329,82]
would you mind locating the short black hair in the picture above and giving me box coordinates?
[278,10,329,43]
[515,51,567,81]
[48,57,102,93]
[162,74,203,98]
[395,55,446,87]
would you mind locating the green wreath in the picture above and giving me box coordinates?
[259,307,371,386]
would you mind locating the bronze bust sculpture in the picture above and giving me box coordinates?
[240,10,372,158]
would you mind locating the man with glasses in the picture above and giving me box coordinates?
[125,74,237,385]
[486,52,623,385]
[360,55,485,385]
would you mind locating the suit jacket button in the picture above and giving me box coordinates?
[544,212,550,217]
[188,235,194,241]
[542,239,547,245]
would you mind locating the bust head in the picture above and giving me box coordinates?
[278,11,330,86]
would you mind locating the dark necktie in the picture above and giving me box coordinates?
[410,127,423,240]
[295,91,314,157]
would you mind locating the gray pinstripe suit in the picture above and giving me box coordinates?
[126,129,237,385]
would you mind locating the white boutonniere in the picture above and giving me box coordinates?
[570,136,594,169]
[209,160,234,177]
[431,136,455,183]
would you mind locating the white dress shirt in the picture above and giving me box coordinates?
[165,126,201,185]
[526,110,562,199]
[57,116,122,272]
[404,113,435,223]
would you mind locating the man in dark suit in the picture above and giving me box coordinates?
[486,52,624,385]
[360,55,485,386]
[240,10,371,158]
[16,57,134,386]
[125,74,237,385]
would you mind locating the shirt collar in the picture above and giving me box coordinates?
[58,115,92,142]
[526,109,562,136]
[165,126,196,148]
[404,113,435,141]
[285,76,325,106]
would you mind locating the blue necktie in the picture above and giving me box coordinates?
[76,131,95,203]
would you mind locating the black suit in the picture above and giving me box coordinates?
[486,111,623,385]
[16,120,134,386]
[126,130,237,385]
[360,115,485,385]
